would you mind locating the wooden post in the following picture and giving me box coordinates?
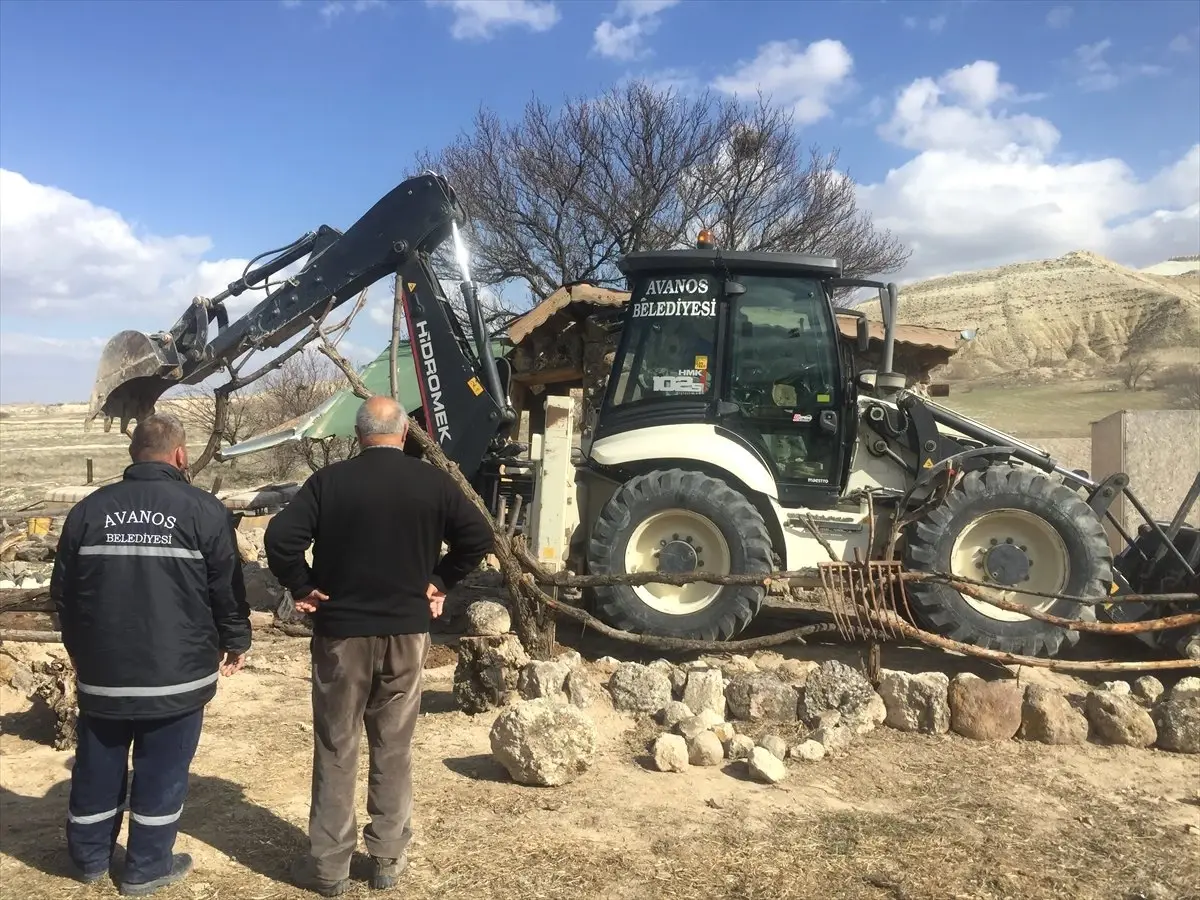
[86,458,93,484]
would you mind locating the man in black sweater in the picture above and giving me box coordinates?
[264,395,493,896]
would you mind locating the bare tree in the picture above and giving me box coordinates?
[243,348,358,478]
[414,81,909,306]
[1121,354,1155,391]
[170,385,253,447]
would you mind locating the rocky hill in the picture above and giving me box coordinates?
[861,251,1200,381]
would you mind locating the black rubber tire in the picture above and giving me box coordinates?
[586,469,773,642]
[903,464,1112,658]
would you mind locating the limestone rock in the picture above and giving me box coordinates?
[800,660,876,724]
[725,734,755,761]
[682,668,727,719]
[725,672,799,722]
[710,721,736,744]
[490,699,598,787]
[722,654,758,675]
[564,667,598,709]
[749,650,786,673]
[687,731,724,767]
[777,658,819,687]
[594,656,621,675]
[877,670,951,734]
[747,746,788,784]
[1132,676,1165,707]
[518,660,570,702]
[948,674,1022,741]
[1085,690,1157,748]
[1019,684,1088,745]
[465,601,511,637]
[653,734,689,772]
[608,663,672,714]
[1170,676,1200,702]
[677,710,724,742]
[790,740,826,762]
[454,634,530,715]
[555,649,583,670]
[234,527,264,563]
[657,700,694,731]
[1098,680,1131,697]
[757,734,789,761]
[1153,697,1200,754]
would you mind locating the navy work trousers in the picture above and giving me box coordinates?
[66,709,204,884]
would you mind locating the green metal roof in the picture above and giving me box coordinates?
[219,338,508,459]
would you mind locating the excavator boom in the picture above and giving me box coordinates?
[86,173,467,433]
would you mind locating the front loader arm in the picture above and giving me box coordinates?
[87,173,466,433]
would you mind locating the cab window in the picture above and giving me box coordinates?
[607,274,719,408]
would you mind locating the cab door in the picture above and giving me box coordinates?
[718,273,851,507]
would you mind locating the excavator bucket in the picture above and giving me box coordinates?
[86,329,183,433]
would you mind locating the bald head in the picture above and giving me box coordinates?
[355,395,409,447]
[130,412,189,470]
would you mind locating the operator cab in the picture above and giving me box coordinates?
[592,235,865,507]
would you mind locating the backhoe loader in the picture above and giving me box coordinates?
[85,173,1200,659]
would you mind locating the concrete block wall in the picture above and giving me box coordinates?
[1090,409,1200,551]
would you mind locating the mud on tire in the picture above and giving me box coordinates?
[903,464,1113,658]
[586,468,774,642]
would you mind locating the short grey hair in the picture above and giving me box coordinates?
[355,397,409,436]
[130,412,186,461]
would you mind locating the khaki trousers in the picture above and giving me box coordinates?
[307,632,429,882]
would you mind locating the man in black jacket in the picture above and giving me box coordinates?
[51,412,251,896]
[265,395,493,897]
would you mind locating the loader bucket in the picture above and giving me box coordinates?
[86,330,183,433]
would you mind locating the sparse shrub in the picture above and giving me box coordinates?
[1155,362,1200,409]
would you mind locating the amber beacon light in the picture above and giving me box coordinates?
[696,229,716,249]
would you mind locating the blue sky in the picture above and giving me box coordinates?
[1,0,1198,402]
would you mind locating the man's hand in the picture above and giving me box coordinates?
[294,588,329,614]
[426,583,447,619]
[220,651,246,677]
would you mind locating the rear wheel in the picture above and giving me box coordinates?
[903,465,1112,657]
[586,469,773,642]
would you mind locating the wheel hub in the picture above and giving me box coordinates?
[983,541,1031,585]
[657,539,700,574]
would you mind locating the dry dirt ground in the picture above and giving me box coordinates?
[2,636,1199,900]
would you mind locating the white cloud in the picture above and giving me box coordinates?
[1169,31,1196,54]
[0,169,397,402]
[711,39,854,126]
[904,14,947,33]
[859,60,1200,283]
[1045,5,1072,28]
[878,61,1059,155]
[0,333,106,361]
[279,0,388,23]
[1069,39,1165,92]
[425,0,559,41]
[0,169,255,320]
[592,0,680,62]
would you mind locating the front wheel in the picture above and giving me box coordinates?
[903,465,1112,658]
[586,469,774,642]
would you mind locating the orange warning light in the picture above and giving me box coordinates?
[696,229,716,249]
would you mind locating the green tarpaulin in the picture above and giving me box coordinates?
[220,338,508,459]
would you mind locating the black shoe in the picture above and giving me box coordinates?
[69,862,108,884]
[119,853,194,896]
[369,853,408,890]
[290,856,351,897]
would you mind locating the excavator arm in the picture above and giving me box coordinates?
[86,171,516,479]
